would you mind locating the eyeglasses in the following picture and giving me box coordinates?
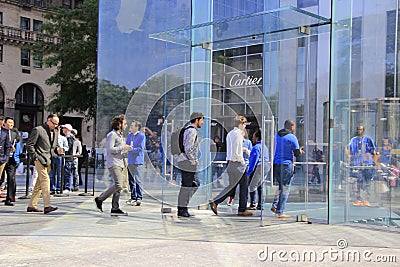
[49,120,59,127]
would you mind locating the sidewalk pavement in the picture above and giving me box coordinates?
[0,177,399,266]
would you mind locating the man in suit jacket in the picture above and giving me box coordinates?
[3,117,19,206]
[26,114,61,214]
[0,115,11,198]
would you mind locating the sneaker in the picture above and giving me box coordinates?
[227,196,233,206]
[353,200,363,206]
[126,199,136,205]
[94,197,103,212]
[111,209,128,216]
[246,205,256,210]
[135,200,141,206]
[363,200,371,207]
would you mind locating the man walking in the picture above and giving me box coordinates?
[126,121,146,206]
[26,114,60,214]
[209,115,253,216]
[0,115,11,199]
[4,117,19,206]
[271,119,304,218]
[94,114,132,215]
[176,112,204,217]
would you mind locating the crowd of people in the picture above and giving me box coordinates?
[0,114,84,214]
[2,112,398,218]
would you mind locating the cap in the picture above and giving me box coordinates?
[190,112,204,121]
[21,132,29,139]
[61,124,73,131]
[72,129,78,135]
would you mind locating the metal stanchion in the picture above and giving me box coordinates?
[18,154,31,200]
[79,153,92,196]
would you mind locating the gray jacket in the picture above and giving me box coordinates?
[106,130,126,169]
[177,124,199,164]
[27,123,58,167]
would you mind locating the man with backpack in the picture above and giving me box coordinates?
[176,112,204,218]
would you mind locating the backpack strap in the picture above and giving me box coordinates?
[180,125,197,155]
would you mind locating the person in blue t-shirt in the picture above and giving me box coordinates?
[347,125,376,206]
[271,120,304,218]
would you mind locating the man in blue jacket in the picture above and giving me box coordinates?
[126,120,146,206]
[271,120,304,218]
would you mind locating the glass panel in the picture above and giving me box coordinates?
[149,6,330,46]
[330,0,400,228]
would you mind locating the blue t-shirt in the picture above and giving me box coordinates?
[348,135,376,166]
[273,132,300,165]
[243,138,253,165]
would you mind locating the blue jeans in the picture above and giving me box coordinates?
[63,161,73,190]
[49,157,62,191]
[272,163,294,214]
[128,164,143,200]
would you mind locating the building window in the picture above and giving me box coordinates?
[33,51,42,68]
[21,49,30,66]
[386,10,400,97]
[351,17,362,98]
[0,45,3,62]
[20,17,30,30]
[63,0,72,9]
[34,0,43,7]
[16,83,44,105]
[33,20,43,32]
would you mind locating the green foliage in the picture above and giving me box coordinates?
[30,0,98,119]
[97,79,135,139]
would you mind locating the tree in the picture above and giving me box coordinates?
[97,79,135,140]
[31,0,98,119]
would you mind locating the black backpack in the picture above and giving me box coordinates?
[171,125,196,155]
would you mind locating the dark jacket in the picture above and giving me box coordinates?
[27,123,58,167]
[0,128,11,164]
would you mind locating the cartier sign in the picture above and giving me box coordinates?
[229,73,262,87]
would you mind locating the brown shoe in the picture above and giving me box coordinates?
[270,207,277,213]
[246,206,256,210]
[209,200,218,215]
[276,213,291,219]
[238,211,253,216]
[44,206,58,214]
[27,207,43,212]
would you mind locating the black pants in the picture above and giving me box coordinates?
[214,161,248,212]
[5,159,17,202]
[177,161,198,209]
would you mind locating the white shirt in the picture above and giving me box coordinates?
[226,127,245,164]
